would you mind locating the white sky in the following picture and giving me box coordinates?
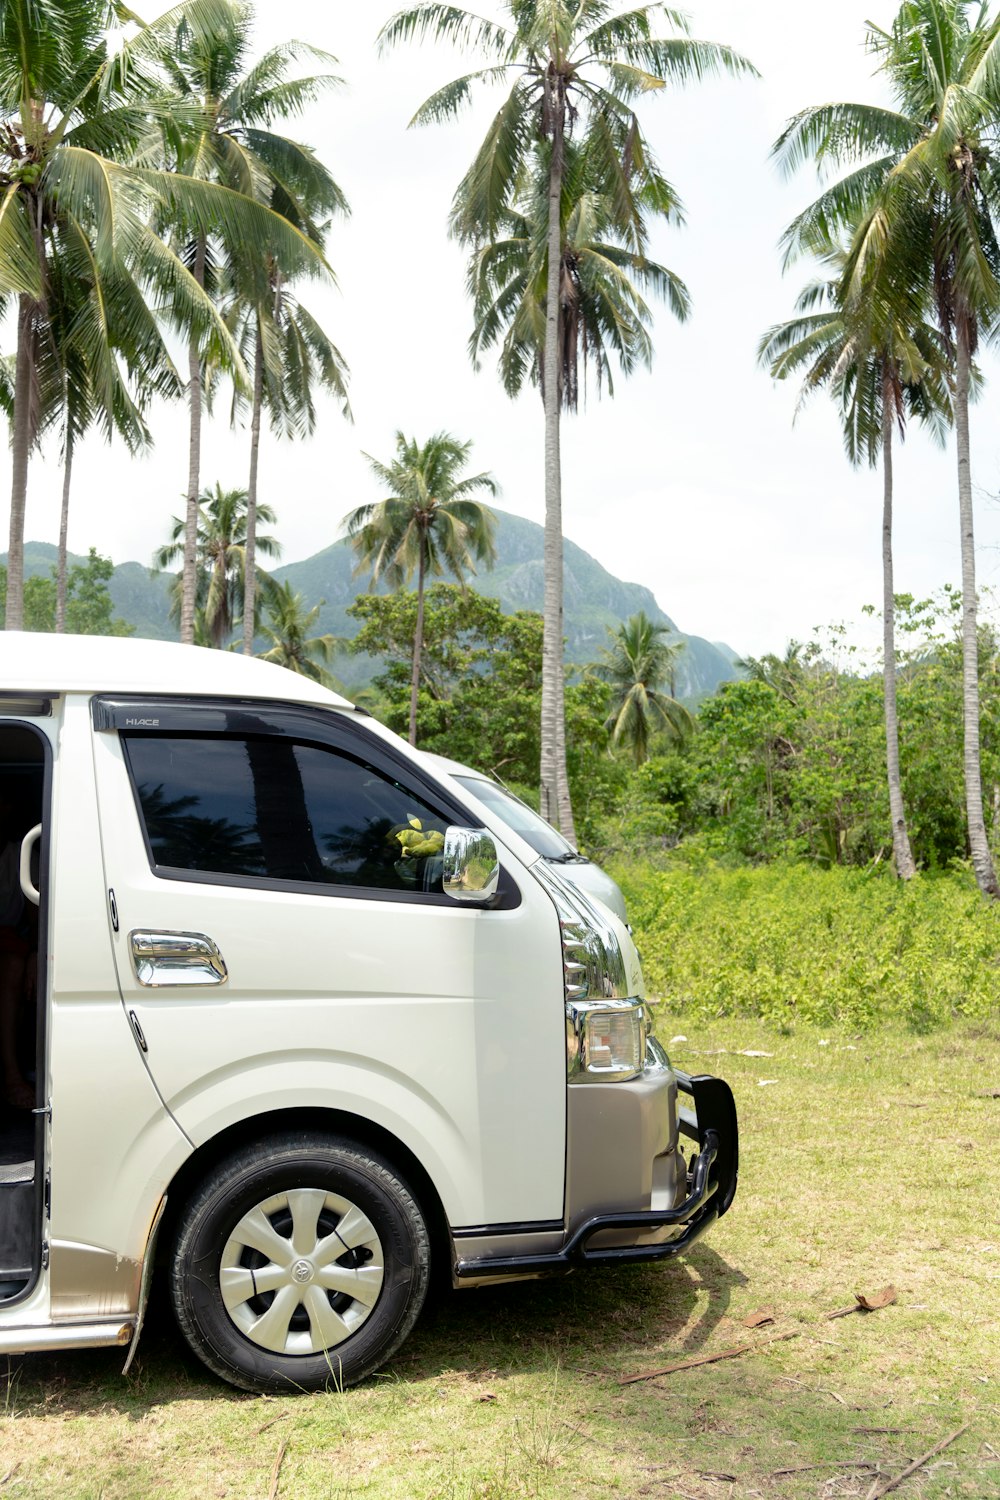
[12,0,1000,657]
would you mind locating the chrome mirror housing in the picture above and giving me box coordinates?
[443,827,499,904]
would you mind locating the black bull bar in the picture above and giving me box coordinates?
[454,1070,739,1278]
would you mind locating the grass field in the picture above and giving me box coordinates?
[1,1017,998,1500]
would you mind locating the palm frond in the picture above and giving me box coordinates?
[773,102,919,178]
[0,186,43,298]
[378,4,514,60]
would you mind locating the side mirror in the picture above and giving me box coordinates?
[443,827,499,904]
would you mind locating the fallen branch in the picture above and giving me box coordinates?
[619,1282,896,1386]
[0,1465,20,1489]
[771,1462,879,1477]
[619,1328,800,1385]
[268,1439,288,1500]
[775,1374,847,1405]
[864,1422,970,1500]
[255,1413,289,1437]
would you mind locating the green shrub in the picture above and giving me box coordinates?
[613,861,1000,1031]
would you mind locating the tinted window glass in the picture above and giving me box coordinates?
[124,734,448,894]
[295,745,446,891]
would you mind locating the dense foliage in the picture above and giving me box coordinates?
[618,861,1000,1030]
[347,583,614,807]
[344,582,1000,880]
[584,596,1000,874]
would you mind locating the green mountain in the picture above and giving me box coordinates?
[7,511,739,700]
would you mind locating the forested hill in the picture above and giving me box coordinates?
[12,511,739,700]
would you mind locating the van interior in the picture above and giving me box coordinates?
[0,721,46,1301]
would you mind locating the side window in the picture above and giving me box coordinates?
[122,733,449,896]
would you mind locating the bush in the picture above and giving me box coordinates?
[613,861,1000,1031]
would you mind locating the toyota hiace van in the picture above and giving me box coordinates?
[0,635,737,1393]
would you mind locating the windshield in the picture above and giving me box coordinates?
[454,776,578,860]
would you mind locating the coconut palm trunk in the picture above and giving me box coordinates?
[409,540,428,746]
[880,368,916,879]
[539,85,576,842]
[243,323,264,657]
[955,322,999,895]
[5,296,36,632]
[181,235,207,646]
[55,428,74,634]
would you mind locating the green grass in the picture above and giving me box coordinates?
[1,1020,998,1499]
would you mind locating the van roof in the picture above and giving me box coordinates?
[1,632,354,710]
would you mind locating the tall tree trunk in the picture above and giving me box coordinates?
[243,321,264,657]
[539,88,576,842]
[5,296,35,631]
[209,555,230,649]
[881,377,915,879]
[181,236,207,646]
[955,323,999,896]
[409,542,426,746]
[55,427,74,634]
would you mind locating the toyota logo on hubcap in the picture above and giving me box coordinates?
[292,1259,314,1284]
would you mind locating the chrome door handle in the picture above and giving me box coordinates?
[129,931,228,988]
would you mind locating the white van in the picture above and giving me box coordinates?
[0,635,737,1394]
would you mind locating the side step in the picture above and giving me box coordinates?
[0,1320,134,1355]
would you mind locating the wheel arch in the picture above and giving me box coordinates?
[158,1107,452,1276]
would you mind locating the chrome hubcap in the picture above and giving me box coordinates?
[220,1188,384,1356]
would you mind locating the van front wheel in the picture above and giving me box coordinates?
[169,1134,430,1393]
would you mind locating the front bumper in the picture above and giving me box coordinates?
[453,1059,739,1280]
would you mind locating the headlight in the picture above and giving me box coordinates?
[566,998,647,1081]
[535,864,644,1083]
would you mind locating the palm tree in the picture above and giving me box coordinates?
[0,0,218,627]
[155,0,345,644]
[759,237,951,880]
[156,482,280,647]
[224,260,350,659]
[380,1,755,836]
[257,581,339,686]
[47,244,184,631]
[344,432,498,746]
[465,133,690,408]
[0,0,325,632]
[737,643,809,705]
[594,612,691,767]
[773,0,1000,895]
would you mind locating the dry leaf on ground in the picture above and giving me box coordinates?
[826,1286,897,1320]
[742,1308,776,1328]
[856,1286,898,1311]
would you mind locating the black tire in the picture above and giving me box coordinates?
[169,1133,430,1394]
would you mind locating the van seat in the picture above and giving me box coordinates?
[0,1161,32,1185]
